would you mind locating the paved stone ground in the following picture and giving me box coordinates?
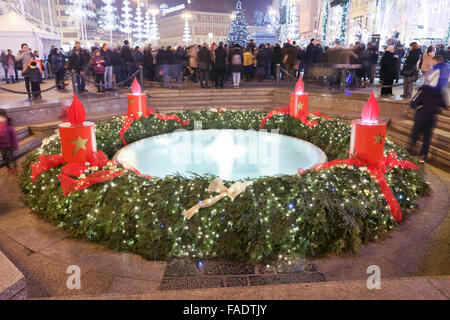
[0,155,448,299]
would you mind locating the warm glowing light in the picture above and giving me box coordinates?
[295,76,304,94]
[131,77,142,95]
[361,91,380,122]
[67,94,86,125]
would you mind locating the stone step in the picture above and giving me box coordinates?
[406,110,450,131]
[29,111,125,137]
[387,130,450,168]
[389,120,450,151]
[14,126,30,142]
[150,99,275,107]
[407,107,450,119]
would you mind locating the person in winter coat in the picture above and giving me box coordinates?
[304,39,316,79]
[420,46,435,77]
[188,45,199,82]
[229,44,243,88]
[361,43,378,85]
[4,50,16,84]
[379,46,397,96]
[50,48,67,89]
[111,48,124,86]
[393,41,405,83]
[409,84,448,163]
[198,43,211,88]
[214,42,227,89]
[401,42,421,99]
[255,48,265,82]
[69,41,88,92]
[272,43,282,78]
[16,43,34,98]
[21,61,41,99]
[121,40,135,88]
[143,45,154,81]
[101,43,114,90]
[0,110,18,175]
[243,48,254,81]
[90,49,106,92]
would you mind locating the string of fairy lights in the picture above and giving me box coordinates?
[20,110,429,263]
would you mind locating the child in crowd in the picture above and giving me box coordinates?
[0,110,18,174]
[22,61,42,99]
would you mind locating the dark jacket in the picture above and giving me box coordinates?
[305,43,315,64]
[411,86,448,124]
[101,49,113,66]
[144,49,154,67]
[272,46,282,64]
[121,45,133,63]
[214,46,227,68]
[380,51,397,81]
[256,50,265,67]
[198,47,211,70]
[263,47,273,63]
[69,49,87,73]
[313,45,323,63]
[402,48,421,77]
[132,50,144,66]
[50,49,65,73]
[111,51,123,66]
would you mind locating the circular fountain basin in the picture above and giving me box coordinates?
[114,129,327,180]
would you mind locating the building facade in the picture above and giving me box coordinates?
[158,0,233,47]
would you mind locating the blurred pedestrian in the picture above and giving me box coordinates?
[0,110,18,175]
[230,44,243,88]
[90,49,106,93]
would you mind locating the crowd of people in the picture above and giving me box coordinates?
[1,39,449,99]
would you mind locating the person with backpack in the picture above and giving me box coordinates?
[230,44,243,88]
[15,43,33,99]
[21,61,41,99]
[0,110,18,175]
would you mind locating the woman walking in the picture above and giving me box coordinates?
[90,49,106,93]
[380,46,397,96]
[5,50,16,84]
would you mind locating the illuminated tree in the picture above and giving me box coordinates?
[228,0,249,46]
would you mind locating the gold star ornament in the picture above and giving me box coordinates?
[297,101,304,112]
[70,136,89,155]
[373,134,384,145]
[128,99,135,106]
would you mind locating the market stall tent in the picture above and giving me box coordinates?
[0,10,60,61]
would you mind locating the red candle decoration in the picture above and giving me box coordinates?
[58,94,97,163]
[350,91,387,163]
[128,77,150,119]
[289,77,308,120]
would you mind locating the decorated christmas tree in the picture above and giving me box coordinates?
[228,0,249,46]
[182,16,192,44]
[286,0,299,42]
[149,10,160,43]
[144,10,151,42]
[66,0,95,43]
[99,0,118,45]
[134,4,144,45]
[120,0,133,39]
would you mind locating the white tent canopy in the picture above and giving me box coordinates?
[0,10,60,59]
